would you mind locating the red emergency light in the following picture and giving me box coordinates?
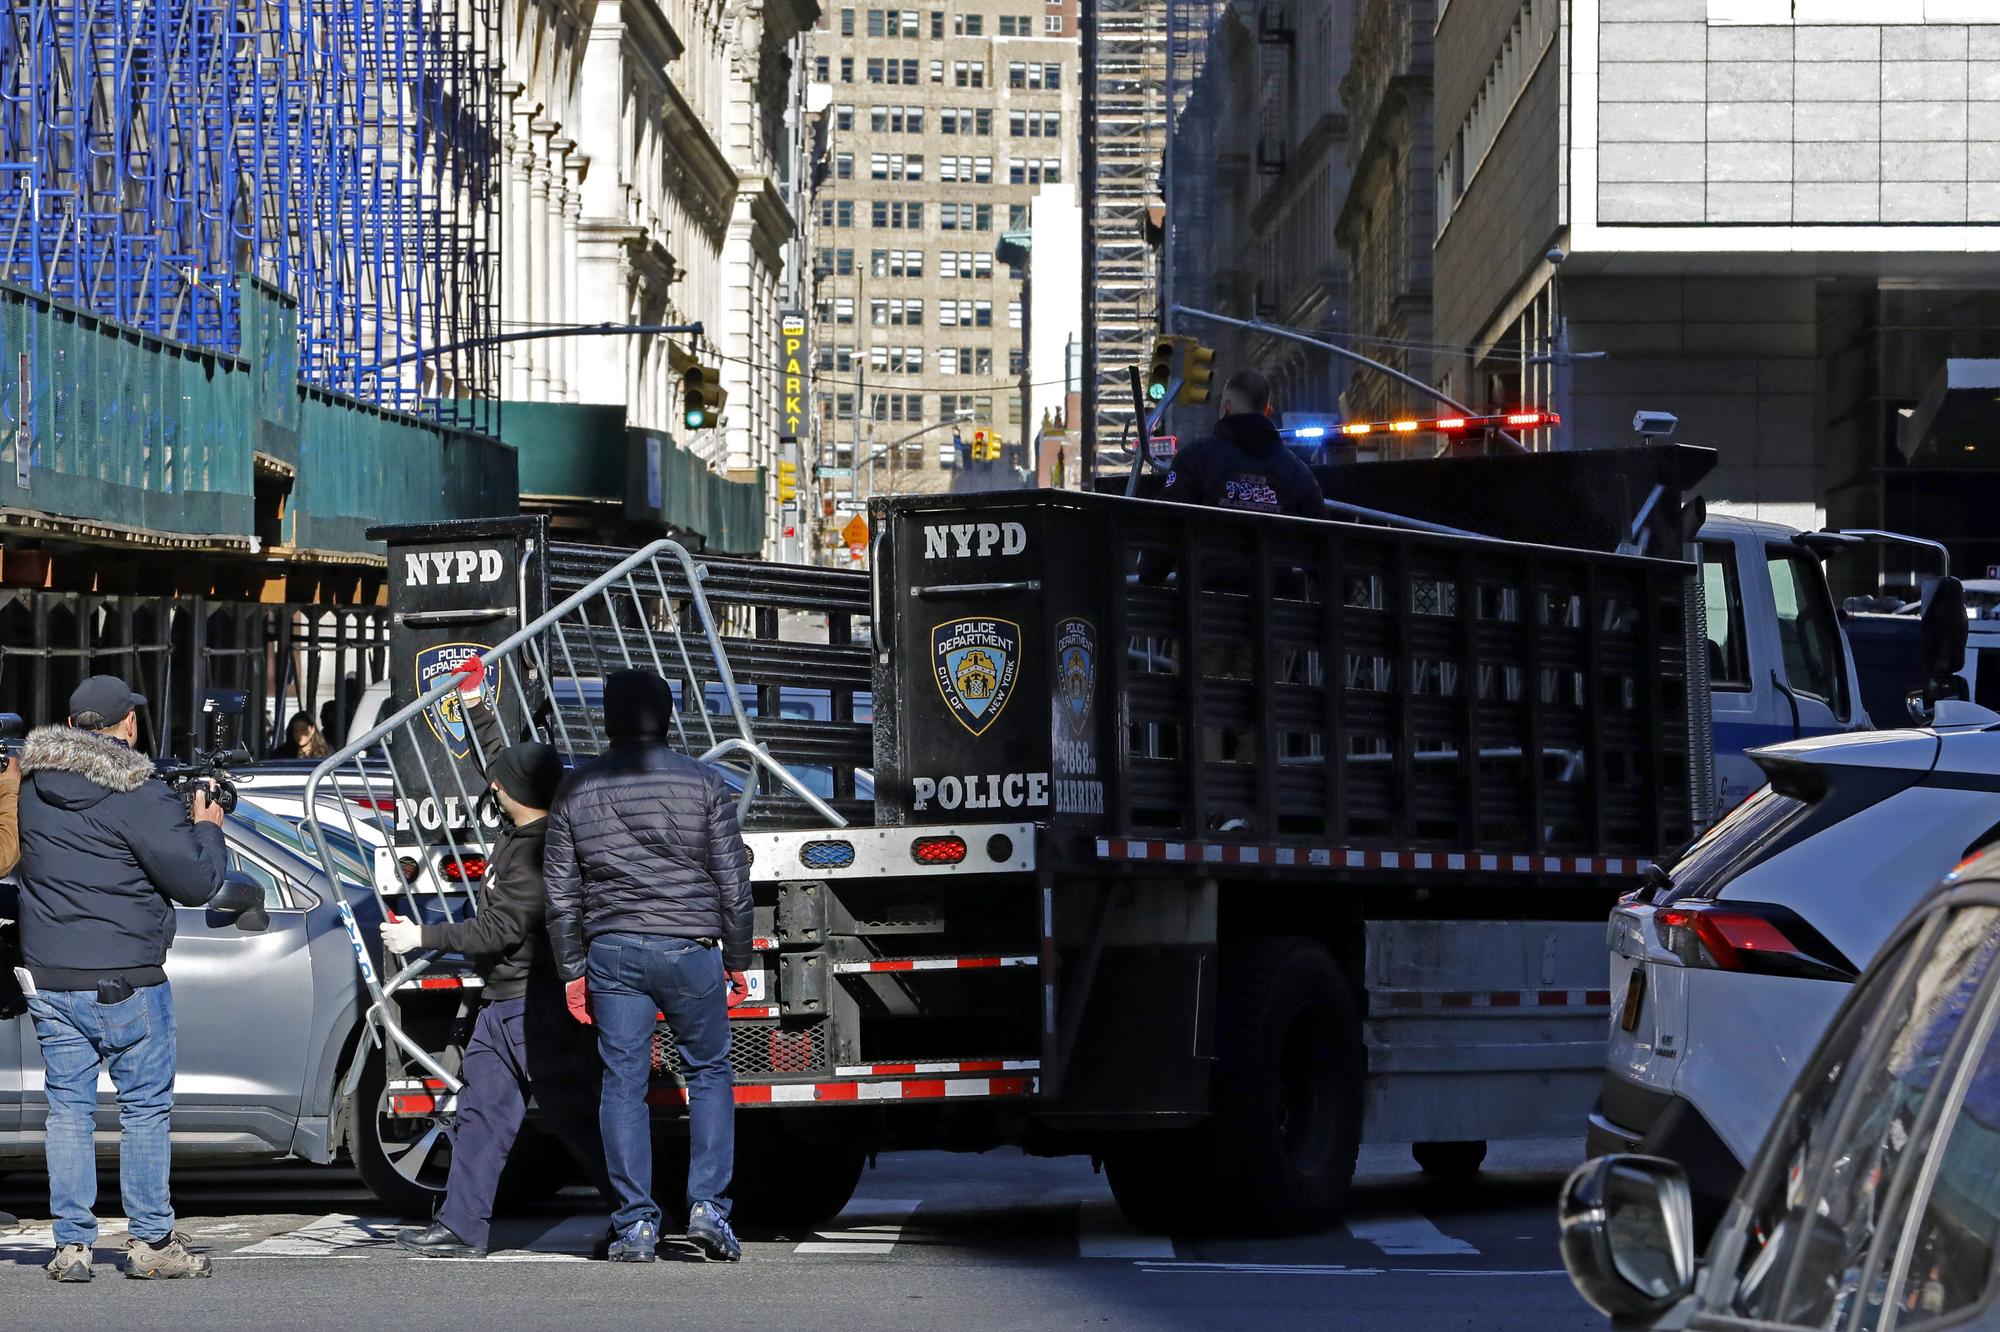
[1335,411,1559,438]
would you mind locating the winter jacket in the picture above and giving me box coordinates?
[16,726,227,990]
[0,755,17,878]
[544,745,753,978]
[418,700,557,1002]
[1158,413,1325,519]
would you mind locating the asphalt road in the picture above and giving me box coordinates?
[0,1138,1601,1331]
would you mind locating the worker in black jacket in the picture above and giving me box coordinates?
[1158,368,1324,518]
[17,675,225,1282]
[545,668,752,1264]
[387,657,608,1259]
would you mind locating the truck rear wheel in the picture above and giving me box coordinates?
[1412,1140,1487,1178]
[1209,936,1362,1233]
[1104,937,1362,1236]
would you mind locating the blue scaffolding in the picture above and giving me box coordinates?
[0,0,501,435]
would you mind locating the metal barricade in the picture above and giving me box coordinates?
[302,538,844,1116]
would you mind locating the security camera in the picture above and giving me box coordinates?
[1632,410,1678,438]
[1546,246,1567,266]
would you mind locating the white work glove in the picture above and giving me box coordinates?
[380,916,423,955]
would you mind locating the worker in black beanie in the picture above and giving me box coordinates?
[384,656,610,1259]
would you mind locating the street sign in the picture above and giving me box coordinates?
[848,544,865,561]
[834,497,867,515]
[779,311,808,440]
[814,466,853,479]
[841,514,870,548]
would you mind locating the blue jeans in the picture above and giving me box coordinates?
[588,933,734,1232]
[27,982,178,1247]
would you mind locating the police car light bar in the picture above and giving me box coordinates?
[1328,411,1560,438]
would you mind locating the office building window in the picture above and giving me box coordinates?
[818,295,855,325]
[819,199,855,227]
[1008,203,1029,229]
[839,56,853,82]
[930,9,943,38]
[835,103,854,131]
[953,13,983,34]
[939,202,991,231]
[1008,345,1025,372]
[1008,158,1061,185]
[953,60,985,87]
[814,56,830,82]
[1045,14,1061,32]
[866,8,882,35]
[815,247,855,276]
[1008,301,1022,330]
[870,298,924,327]
[840,7,854,35]
[870,200,924,229]
[835,151,853,179]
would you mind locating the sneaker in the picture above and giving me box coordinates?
[123,1232,213,1280]
[45,1243,92,1283]
[685,1202,741,1262]
[603,1219,658,1263]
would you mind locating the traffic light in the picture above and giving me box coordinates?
[777,460,798,502]
[971,428,989,461]
[682,363,726,430]
[1146,337,1182,403]
[1179,340,1216,406]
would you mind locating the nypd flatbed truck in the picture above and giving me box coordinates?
[308,445,1718,1233]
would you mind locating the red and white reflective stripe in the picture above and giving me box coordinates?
[728,1005,779,1020]
[408,974,484,990]
[752,936,779,952]
[834,1059,1040,1077]
[832,955,1038,974]
[386,1093,459,1116]
[646,1075,1038,1107]
[1094,838,1649,878]
[386,1078,452,1092]
[1377,988,1614,1010]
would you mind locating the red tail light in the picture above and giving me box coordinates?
[350,797,397,812]
[911,835,967,865]
[1654,902,1855,981]
[440,855,487,882]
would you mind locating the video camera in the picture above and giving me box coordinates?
[0,712,23,764]
[156,689,252,818]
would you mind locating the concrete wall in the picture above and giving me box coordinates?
[1592,0,2000,227]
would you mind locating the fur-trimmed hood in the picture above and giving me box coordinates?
[21,724,155,809]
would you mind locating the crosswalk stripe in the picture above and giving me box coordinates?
[1344,1213,1479,1256]
[232,1213,399,1257]
[1075,1200,1175,1259]
[794,1199,922,1254]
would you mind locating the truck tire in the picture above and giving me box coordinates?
[1412,1140,1487,1178]
[351,1056,454,1217]
[1207,936,1362,1234]
[734,1139,867,1229]
[1104,1132,1212,1233]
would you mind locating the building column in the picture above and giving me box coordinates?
[529,123,556,401]
[547,137,574,401]
[564,155,587,402]
[508,103,536,401]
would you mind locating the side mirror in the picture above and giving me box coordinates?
[1911,577,1971,722]
[1559,1155,1697,1320]
[211,872,265,916]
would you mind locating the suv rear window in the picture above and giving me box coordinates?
[1666,785,1810,902]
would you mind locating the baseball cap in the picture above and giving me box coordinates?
[69,674,146,727]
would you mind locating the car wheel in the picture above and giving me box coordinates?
[352,1056,454,1217]
[1412,1140,1488,1178]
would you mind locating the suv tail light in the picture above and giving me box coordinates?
[440,855,487,883]
[1654,901,1857,982]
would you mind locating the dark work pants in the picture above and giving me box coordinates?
[437,989,609,1249]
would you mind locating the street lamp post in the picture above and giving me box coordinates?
[855,413,977,502]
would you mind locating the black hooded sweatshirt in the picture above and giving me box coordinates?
[1158,412,1324,519]
[16,726,226,991]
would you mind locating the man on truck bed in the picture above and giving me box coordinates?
[385,657,609,1260]
[1158,369,1324,518]
[545,669,753,1264]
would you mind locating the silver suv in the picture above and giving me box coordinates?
[1561,857,2000,1328]
[0,801,501,1215]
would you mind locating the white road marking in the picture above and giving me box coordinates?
[1345,1213,1479,1256]
[1076,1200,1175,1259]
[231,1213,400,1257]
[794,1199,922,1254]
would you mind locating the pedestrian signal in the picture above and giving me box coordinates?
[682,364,726,430]
[1179,341,1216,406]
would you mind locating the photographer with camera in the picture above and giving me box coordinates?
[16,675,226,1283]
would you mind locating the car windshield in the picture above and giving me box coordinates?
[230,799,374,888]
[1716,904,2000,1327]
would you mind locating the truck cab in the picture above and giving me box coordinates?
[1697,515,1869,816]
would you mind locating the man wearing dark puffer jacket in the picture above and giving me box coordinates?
[545,668,751,1264]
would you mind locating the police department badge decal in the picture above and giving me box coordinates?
[415,642,499,760]
[932,618,1021,736]
[1056,618,1096,737]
